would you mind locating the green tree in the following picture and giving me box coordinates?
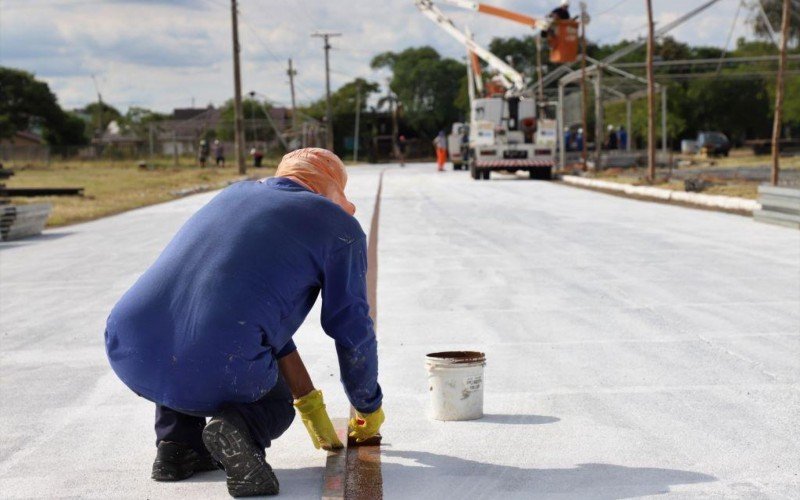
[304,78,381,153]
[749,0,799,44]
[217,98,276,143]
[45,112,89,146]
[488,35,542,77]
[733,38,800,134]
[371,47,467,138]
[119,106,168,139]
[79,102,122,136]
[305,78,380,117]
[0,66,88,145]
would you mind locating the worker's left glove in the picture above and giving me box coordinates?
[348,406,385,443]
[294,390,344,451]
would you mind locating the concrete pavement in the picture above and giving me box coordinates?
[1,163,798,498]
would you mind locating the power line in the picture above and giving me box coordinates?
[233,6,322,104]
[610,54,800,68]
[595,0,634,18]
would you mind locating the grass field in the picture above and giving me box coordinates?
[6,158,277,227]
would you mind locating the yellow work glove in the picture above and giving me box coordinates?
[348,406,385,443]
[293,390,344,451]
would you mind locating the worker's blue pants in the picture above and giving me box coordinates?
[154,374,295,454]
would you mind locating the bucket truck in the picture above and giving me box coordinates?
[415,0,555,180]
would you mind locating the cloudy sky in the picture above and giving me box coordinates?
[0,0,752,113]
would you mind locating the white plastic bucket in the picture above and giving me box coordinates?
[425,351,486,421]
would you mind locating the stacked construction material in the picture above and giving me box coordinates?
[0,166,13,205]
[754,185,800,229]
[1,204,53,241]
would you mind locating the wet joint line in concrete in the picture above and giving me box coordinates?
[321,169,386,500]
[321,419,349,499]
[366,169,384,327]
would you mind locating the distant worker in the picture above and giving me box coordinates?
[545,0,571,39]
[575,127,584,152]
[618,125,628,150]
[198,140,210,168]
[563,127,573,152]
[213,140,225,167]
[460,126,470,165]
[607,125,618,150]
[105,148,384,497]
[433,130,447,172]
[250,146,264,168]
[397,134,407,167]
[550,0,571,21]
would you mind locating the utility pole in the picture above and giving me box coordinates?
[354,81,362,163]
[771,0,791,186]
[230,0,246,174]
[594,68,603,168]
[386,78,399,160]
[287,58,298,130]
[90,74,104,137]
[312,32,341,152]
[579,3,589,171]
[645,0,656,182]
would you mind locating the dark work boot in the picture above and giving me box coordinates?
[151,441,219,481]
[202,413,279,497]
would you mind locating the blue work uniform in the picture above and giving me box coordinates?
[105,178,382,415]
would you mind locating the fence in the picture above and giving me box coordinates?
[0,145,50,165]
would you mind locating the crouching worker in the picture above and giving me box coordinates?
[105,148,384,497]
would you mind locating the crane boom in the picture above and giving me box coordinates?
[465,27,485,96]
[414,0,525,92]
[439,0,545,28]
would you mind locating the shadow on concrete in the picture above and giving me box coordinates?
[169,450,715,498]
[0,231,74,249]
[383,450,716,498]
[181,466,324,498]
[181,468,226,483]
[182,465,322,485]
[474,414,560,425]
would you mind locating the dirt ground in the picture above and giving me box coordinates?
[583,149,800,200]
[5,158,277,227]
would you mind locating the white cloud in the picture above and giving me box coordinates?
[0,0,750,113]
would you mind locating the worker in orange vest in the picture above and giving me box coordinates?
[433,130,447,172]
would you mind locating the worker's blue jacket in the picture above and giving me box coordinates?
[105,178,382,414]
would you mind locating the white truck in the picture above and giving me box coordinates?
[415,0,555,180]
[468,95,555,180]
[447,122,468,170]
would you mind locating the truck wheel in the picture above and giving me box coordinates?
[470,163,479,180]
[529,167,552,180]
[482,169,491,180]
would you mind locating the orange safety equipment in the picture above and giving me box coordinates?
[275,148,356,215]
[549,20,579,63]
[436,147,447,171]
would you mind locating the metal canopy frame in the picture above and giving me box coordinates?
[555,59,668,170]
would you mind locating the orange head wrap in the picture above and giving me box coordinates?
[274,148,355,215]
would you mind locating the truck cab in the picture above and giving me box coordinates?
[468,96,554,180]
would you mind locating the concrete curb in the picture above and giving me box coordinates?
[561,175,761,213]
